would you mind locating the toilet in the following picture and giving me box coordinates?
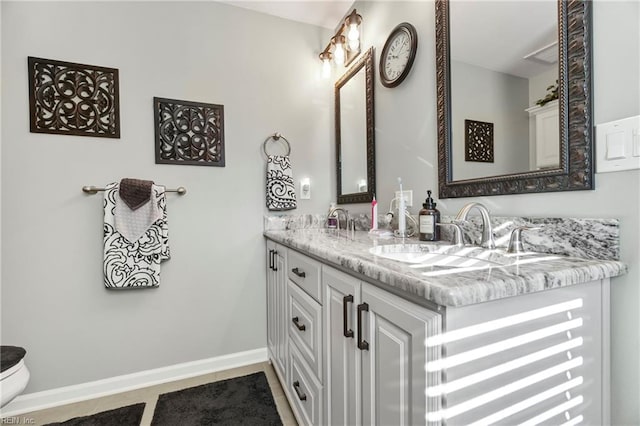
[1,346,30,408]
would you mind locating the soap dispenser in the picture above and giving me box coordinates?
[418,190,440,241]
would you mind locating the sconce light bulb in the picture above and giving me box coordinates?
[322,58,331,79]
[348,23,359,42]
[334,42,345,66]
[348,37,360,51]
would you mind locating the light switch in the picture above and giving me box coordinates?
[606,131,626,159]
[300,178,311,199]
[633,129,640,157]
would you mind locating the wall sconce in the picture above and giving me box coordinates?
[345,9,362,51]
[319,51,332,79]
[319,9,362,78]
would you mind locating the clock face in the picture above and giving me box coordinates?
[380,23,418,88]
[383,32,411,81]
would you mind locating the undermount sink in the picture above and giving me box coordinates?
[368,243,510,269]
[368,243,563,275]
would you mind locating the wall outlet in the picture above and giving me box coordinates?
[395,190,413,207]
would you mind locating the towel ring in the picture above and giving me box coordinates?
[262,133,291,157]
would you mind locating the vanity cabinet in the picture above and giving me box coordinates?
[526,99,560,170]
[266,237,612,426]
[266,240,287,381]
[323,267,442,426]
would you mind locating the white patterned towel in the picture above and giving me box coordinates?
[266,155,297,211]
[103,182,170,289]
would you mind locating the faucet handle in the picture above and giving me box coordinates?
[436,222,464,246]
[507,226,541,254]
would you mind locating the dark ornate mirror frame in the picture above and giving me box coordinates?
[436,0,593,198]
[336,47,376,204]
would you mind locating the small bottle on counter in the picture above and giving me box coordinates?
[327,202,338,229]
[418,190,440,241]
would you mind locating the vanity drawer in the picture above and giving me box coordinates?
[289,344,323,426]
[287,249,321,303]
[287,280,322,379]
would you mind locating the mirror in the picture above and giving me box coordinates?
[336,46,375,204]
[436,0,593,198]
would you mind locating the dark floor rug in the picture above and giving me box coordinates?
[44,402,145,426]
[151,371,282,426]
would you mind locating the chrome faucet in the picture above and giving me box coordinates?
[507,226,541,254]
[455,202,496,249]
[328,207,350,231]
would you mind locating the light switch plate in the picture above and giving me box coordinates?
[300,179,311,199]
[596,115,640,173]
[395,190,413,207]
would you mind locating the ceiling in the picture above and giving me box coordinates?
[450,1,558,79]
[217,0,355,29]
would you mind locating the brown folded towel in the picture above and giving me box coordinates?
[119,178,154,210]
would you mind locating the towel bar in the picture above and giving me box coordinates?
[82,185,187,195]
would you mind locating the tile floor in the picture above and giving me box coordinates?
[11,362,297,426]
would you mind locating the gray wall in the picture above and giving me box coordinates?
[451,60,530,180]
[0,1,333,393]
[345,1,639,424]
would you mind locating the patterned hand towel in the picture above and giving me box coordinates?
[103,182,170,289]
[266,155,297,211]
[119,178,153,210]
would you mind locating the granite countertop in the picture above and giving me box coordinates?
[264,228,628,307]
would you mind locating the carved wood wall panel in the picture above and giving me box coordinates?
[28,57,120,138]
[464,119,494,163]
[154,97,225,167]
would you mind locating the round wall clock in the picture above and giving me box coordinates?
[379,22,418,88]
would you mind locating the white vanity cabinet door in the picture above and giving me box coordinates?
[323,267,362,426]
[360,283,442,426]
[266,241,287,381]
[527,100,559,169]
[323,266,442,426]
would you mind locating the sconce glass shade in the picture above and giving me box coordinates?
[348,26,360,51]
[319,51,332,79]
[332,35,346,66]
[345,10,362,51]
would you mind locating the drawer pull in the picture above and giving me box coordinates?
[343,294,354,338]
[292,267,306,278]
[357,303,370,351]
[293,380,307,401]
[292,316,306,331]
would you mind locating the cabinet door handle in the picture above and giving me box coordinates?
[268,249,274,270]
[357,302,369,351]
[291,267,306,278]
[343,294,354,338]
[293,380,307,401]
[292,316,306,331]
[272,250,278,271]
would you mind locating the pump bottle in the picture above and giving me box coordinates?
[418,190,440,241]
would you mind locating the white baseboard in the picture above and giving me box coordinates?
[0,347,268,418]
